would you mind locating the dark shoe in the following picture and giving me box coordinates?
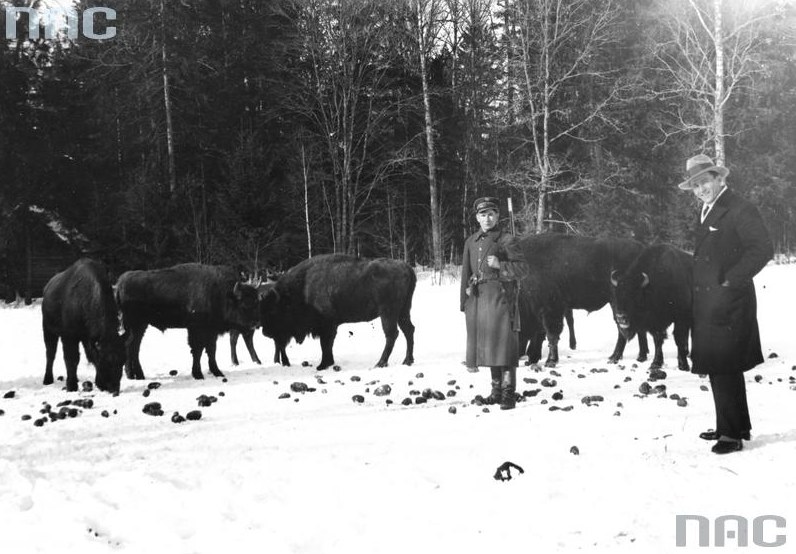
[499,367,517,410]
[711,440,743,454]
[699,430,751,441]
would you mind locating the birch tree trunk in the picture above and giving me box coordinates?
[160,0,176,193]
[713,0,725,166]
[301,141,312,257]
[415,0,443,271]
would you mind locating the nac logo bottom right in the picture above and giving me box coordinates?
[676,515,787,547]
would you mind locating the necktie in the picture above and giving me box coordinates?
[701,204,710,224]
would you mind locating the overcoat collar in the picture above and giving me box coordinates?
[477,227,502,240]
[694,188,733,252]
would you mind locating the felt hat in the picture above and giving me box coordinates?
[677,154,729,190]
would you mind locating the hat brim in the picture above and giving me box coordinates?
[677,165,729,190]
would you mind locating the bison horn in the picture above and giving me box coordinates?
[233,282,241,295]
[640,272,649,288]
[610,270,619,287]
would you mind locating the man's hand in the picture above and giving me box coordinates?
[487,255,500,269]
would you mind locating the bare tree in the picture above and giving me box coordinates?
[648,0,777,165]
[509,0,623,232]
[408,0,447,272]
[288,0,410,254]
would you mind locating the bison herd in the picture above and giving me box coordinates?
[38,236,695,395]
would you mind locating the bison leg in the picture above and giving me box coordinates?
[124,325,147,380]
[316,325,338,370]
[229,330,240,366]
[62,338,81,392]
[544,335,560,367]
[376,315,400,368]
[525,331,544,365]
[187,328,206,380]
[398,312,415,366]
[541,312,564,367]
[205,334,225,378]
[241,329,261,365]
[43,327,59,386]
[673,321,691,372]
[565,309,576,350]
[648,331,665,370]
[82,339,99,367]
[607,327,627,364]
[636,331,649,362]
[274,338,290,366]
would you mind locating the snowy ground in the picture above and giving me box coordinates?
[1,264,795,554]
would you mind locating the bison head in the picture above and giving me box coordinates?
[94,331,128,394]
[610,269,649,340]
[259,287,311,345]
[225,282,260,331]
[259,287,283,338]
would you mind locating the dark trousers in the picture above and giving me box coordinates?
[709,373,752,439]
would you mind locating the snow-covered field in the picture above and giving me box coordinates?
[1,264,795,554]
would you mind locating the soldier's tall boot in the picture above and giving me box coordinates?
[485,366,503,405]
[500,367,517,410]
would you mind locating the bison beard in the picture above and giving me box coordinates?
[115,264,259,380]
[259,254,416,370]
[517,234,651,367]
[41,258,127,393]
[610,244,693,372]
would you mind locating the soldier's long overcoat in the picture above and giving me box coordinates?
[691,189,773,375]
[460,227,526,367]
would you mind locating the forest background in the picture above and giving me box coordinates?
[1,0,794,287]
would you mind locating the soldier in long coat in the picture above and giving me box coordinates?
[677,154,773,454]
[460,197,526,410]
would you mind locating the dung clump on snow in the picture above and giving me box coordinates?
[142,402,164,416]
[581,395,604,405]
[197,394,217,407]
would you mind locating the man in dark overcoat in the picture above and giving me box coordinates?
[460,197,526,410]
[678,154,773,454]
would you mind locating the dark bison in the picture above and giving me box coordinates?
[259,254,416,370]
[229,280,291,367]
[41,258,127,393]
[115,263,260,380]
[517,233,650,367]
[610,244,693,372]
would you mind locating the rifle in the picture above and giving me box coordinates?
[505,197,521,332]
[507,198,516,236]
